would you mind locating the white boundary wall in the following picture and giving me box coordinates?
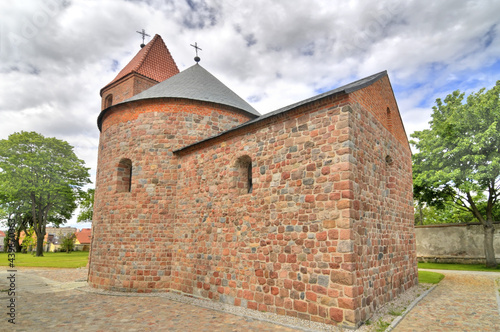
[416,223,500,264]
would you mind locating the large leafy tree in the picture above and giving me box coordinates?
[0,132,90,256]
[411,82,500,268]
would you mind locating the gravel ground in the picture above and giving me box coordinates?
[355,283,431,332]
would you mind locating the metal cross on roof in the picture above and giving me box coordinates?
[190,42,202,62]
[136,29,150,48]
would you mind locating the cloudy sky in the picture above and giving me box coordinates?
[1,0,499,228]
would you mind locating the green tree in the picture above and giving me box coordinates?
[415,198,500,225]
[1,201,33,252]
[414,200,474,225]
[60,233,76,253]
[0,131,90,257]
[77,188,94,223]
[3,235,9,252]
[411,82,500,268]
[21,227,36,253]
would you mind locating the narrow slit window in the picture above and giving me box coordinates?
[234,155,253,195]
[386,107,392,132]
[128,165,132,192]
[247,162,253,193]
[117,158,132,193]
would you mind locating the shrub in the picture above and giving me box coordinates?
[60,233,76,253]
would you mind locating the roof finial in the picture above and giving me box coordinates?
[136,29,150,48]
[190,42,202,63]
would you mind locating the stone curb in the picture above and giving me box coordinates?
[386,284,437,332]
[495,279,500,317]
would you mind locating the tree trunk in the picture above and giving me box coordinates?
[35,233,44,257]
[484,225,497,268]
[418,204,424,225]
[14,229,22,252]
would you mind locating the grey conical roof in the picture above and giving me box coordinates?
[124,63,260,117]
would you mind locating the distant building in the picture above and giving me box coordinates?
[0,230,5,252]
[75,228,92,251]
[46,226,77,238]
[19,226,78,252]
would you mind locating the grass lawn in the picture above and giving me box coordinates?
[418,270,445,284]
[0,251,89,268]
[418,262,500,272]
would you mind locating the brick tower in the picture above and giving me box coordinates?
[89,35,417,328]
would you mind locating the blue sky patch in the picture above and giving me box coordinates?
[111,60,119,72]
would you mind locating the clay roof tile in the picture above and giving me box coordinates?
[75,228,92,245]
[101,34,179,94]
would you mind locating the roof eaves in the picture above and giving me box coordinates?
[100,70,160,96]
[172,70,388,154]
[96,96,259,132]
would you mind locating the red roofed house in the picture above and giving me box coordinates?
[0,230,5,252]
[75,228,92,251]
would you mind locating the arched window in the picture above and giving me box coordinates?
[105,94,113,108]
[117,158,132,192]
[386,107,392,132]
[234,155,253,194]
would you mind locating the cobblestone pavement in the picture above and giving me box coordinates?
[394,270,500,332]
[1,267,500,332]
[0,267,304,332]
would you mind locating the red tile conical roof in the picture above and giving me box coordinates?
[101,34,179,95]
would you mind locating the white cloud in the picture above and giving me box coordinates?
[0,0,499,228]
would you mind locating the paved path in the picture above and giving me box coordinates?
[0,267,302,332]
[1,267,500,331]
[394,270,500,332]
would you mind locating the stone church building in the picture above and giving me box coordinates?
[89,34,417,328]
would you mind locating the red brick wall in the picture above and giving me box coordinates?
[100,74,159,110]
[349,76,410,151]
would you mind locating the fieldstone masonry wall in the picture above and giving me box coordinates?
[89,74,416,328]
[349,83,416,322]
[90,99,252,290]
[173,93,358,324]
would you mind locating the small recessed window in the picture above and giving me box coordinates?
[117,158,132,192]
[105,94,113,108]
[234,155,253,195]
[386,107,392,132]
[385,155,393,165]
